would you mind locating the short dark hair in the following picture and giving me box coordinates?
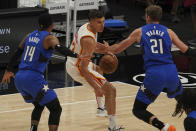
[88,9,104,21]
[38,13,53,29]
[145,5,162,21]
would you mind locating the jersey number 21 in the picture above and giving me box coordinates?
[150,39,163,54]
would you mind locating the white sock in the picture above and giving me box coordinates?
[96,97,104,109]
[109,115,117,129]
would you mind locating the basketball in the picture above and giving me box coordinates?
[99,54,118,74]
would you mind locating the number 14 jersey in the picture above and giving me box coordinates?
[19,30,53,74]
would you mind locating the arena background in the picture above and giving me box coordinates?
[0,0,196,95]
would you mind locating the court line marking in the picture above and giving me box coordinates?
[0,95,136,114]
[0,81,137,97]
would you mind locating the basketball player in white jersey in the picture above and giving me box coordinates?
[66,9,123,131]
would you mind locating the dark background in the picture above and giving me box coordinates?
[0,7,48,95]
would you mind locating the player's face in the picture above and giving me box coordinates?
[91,17,105,32]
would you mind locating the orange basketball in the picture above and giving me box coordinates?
[99,54,118,74]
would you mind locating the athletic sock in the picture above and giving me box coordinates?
[152,118,165,130]
[30,125,38,131]
[109,115,117,129]
[96,97,104,109]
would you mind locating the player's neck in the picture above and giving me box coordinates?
[88,24,96,34]
[38,28,51,32]
[147,21,159,24]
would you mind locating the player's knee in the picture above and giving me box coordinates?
[46,98,62,125]
[111,86,116,96]
[132,107,143,119]
[132,99,148,119]
[132,105,141,119]
[32,103,45,121]
[107,83,116,96]
[132,108,138,118]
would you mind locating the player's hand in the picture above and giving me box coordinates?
[96,41,109,54]
[1,70,15,84]
[97,41,109,48]
[103,40,109,47]
[103,41,115,56]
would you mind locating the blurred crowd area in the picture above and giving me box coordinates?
[0,0,195,44]
[105,0,196,45]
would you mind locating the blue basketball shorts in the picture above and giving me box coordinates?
[14,70,57,106]
[136,64,183,105]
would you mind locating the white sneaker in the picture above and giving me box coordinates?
[96,107,108,117]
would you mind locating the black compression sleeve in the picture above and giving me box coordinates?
[184,117,196,131]
[55,44,78,58]
[7,48,24,72]
[185,47,196,56]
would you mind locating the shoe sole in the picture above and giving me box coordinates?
[96,114,108,117]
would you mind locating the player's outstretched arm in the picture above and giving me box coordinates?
[108,28,141,54]
[168,29,196,56]
[44,35,78,58]
[1,35,28,84]
[168,29,188,53]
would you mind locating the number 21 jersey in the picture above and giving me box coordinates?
[140,24,174,70]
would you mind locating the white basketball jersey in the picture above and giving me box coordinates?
[66,23,106,88]
[70,23,97,55]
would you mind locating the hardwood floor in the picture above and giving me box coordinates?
[0,82,185,131]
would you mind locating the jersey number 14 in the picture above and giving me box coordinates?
[150,39,163,54]
[24,45,36,62]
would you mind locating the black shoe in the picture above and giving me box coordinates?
[108,126,124,131]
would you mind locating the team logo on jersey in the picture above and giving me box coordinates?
[43,85,49,92]
[132,72,196,88]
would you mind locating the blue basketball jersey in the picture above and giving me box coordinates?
[188,111,196,119]
[19,30,53,73]
[140,24,174,70]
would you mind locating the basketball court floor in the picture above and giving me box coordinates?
[0,81,185,131]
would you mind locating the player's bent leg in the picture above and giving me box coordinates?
[133,86,167,130]
[102,81,124,130]
[45,98,62,131]
[96,93,107,117]
[31,103,45,131]
[132,99,167,130]
[102,81,116,115]
[95,65,107,116]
